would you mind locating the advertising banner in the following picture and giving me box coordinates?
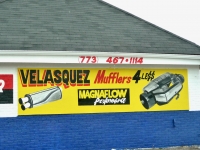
[0,74,13,104]
[18,68,189,115]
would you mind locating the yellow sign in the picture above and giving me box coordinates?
[18,68,189,115]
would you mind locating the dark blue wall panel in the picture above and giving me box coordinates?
[0,111,200,150]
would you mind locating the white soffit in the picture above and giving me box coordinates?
[0,50,199,65]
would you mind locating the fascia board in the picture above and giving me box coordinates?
[0,50,199,65]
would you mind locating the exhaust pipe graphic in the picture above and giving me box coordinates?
[19,86,62,110]
[140,72,184,109]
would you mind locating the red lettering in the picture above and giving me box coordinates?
[126,77,132,83]
[94,70,106,83]
[94,70,131,84]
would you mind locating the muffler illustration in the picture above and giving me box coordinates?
[19,86,62,110]
[140,72,184,109]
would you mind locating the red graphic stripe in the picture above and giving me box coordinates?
[0,75,13,89]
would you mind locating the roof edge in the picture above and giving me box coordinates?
[98,0,200,48]
[0,50,200,60]
[0,50,199,65]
